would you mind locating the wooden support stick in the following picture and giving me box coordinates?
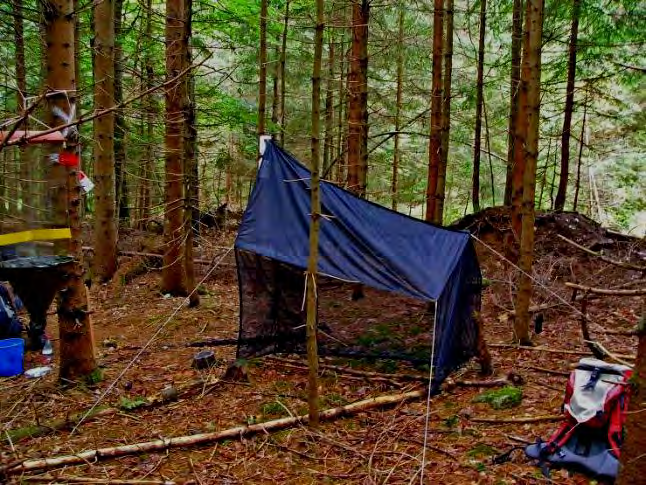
[1,389,425,477]
[556,234,645,272]
[471,414,563,424]
[565,282,646,296]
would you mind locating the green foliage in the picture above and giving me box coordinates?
[119,396,148,411]
[473,386,523,410]
[467,442,500,458]
[260,400,288,417]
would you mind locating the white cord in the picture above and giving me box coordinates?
[419,301,438,484]
[70,247,234,434]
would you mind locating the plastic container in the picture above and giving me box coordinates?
[0,338,25,377]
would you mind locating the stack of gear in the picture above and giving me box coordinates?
[525,358,632,480]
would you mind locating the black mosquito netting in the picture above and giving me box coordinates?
[234,141,482,389]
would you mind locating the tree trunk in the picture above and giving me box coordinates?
[513,0,544,346]
[504,0,523,206]
[114,0,129,222]
[617,312,646,485]
[93,0,117,282]
[162,0,187,296]
[138,0,154,229]
[323,35,335,176]
[472,0,486,214]
[483,96,495,206]
[346,0,369,197]
[425,0,443,223]
[391,3,404,211]
[436,0,453,223]
[537,136,552,208]
[278,0,290,145]
[271,44,280,126]
[336,21,347,184]
[258,0,268,139]
[183,0,198,307]
[554,0,581,212]
[42,0,97,381]
[572,90,588,211]
[307,0,325,428]
[13,0,32,225]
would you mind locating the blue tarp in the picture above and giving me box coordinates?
[235,141,482,387]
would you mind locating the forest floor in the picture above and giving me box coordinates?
[1,209,644,484]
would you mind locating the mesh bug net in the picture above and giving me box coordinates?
[234,141,483,390]
[0,131,84,347]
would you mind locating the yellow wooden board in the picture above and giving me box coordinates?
[0,228,72,247]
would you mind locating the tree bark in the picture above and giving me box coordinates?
[554,0,581,212]
[617,313,646,485]
[573,89,587,211]
[138,0,154,229]
[346,0,369,197]
[162,0,187,296]
[271,44,280,126]
[278,0,290,145]
[13,0,33,225]
[391,3,404,211]
[323,33,335,175]
[513,0,544,346]
[183,0,198,307]
[425,0,443,223]
[93,0,117,282]
[504,0,524,206]
[510,0,530,250]
[436,0,453,223]
[258,0,268,139]
[114,0,129,222]
[42,0,97,381]
[472,0,487,214]
[307,0,325,428]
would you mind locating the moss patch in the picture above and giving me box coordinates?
[473,386,523,410]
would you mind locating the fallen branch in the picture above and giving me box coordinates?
[470,414,562,424]
[565,282,646,296]
[557,234,646,272]
[489,343,635,360]
[524,365,569,377]
[21,476,176,485]
[82,246,224,266]
[1,389,425,476]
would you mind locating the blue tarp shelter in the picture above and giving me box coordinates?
[235,141,482,389]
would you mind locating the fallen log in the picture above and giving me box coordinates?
[556,234,646,272]
[1,389,425,477]
[470,414,562,424]
[565,282,646,296]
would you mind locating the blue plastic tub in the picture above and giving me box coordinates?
[0,338,25,377]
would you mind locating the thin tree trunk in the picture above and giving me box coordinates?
[617,313,646,485]
[483,96,495,206]
[538,136,552,208]
[114,0,128,221]
[138,0,154,228]
[93,0,117,281]
[42,0,97,380]
[271,44,280,126]
[336,22,347,184]
[573,90,588,211]
[513,0,544,346]
[472,0,486,214]
[183,0,198,306]
[258,0,268,139]
[554,0,581,211]
[436,0,453,223]
[323,33,335,175]
[391,3,404,211]
[425,0,443,223]
[346,0,369,196]
[278,0,290,145]
[307,0,325,428]
[162,0,187,296]
[504,0,523,206]
[13,0,32,225]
